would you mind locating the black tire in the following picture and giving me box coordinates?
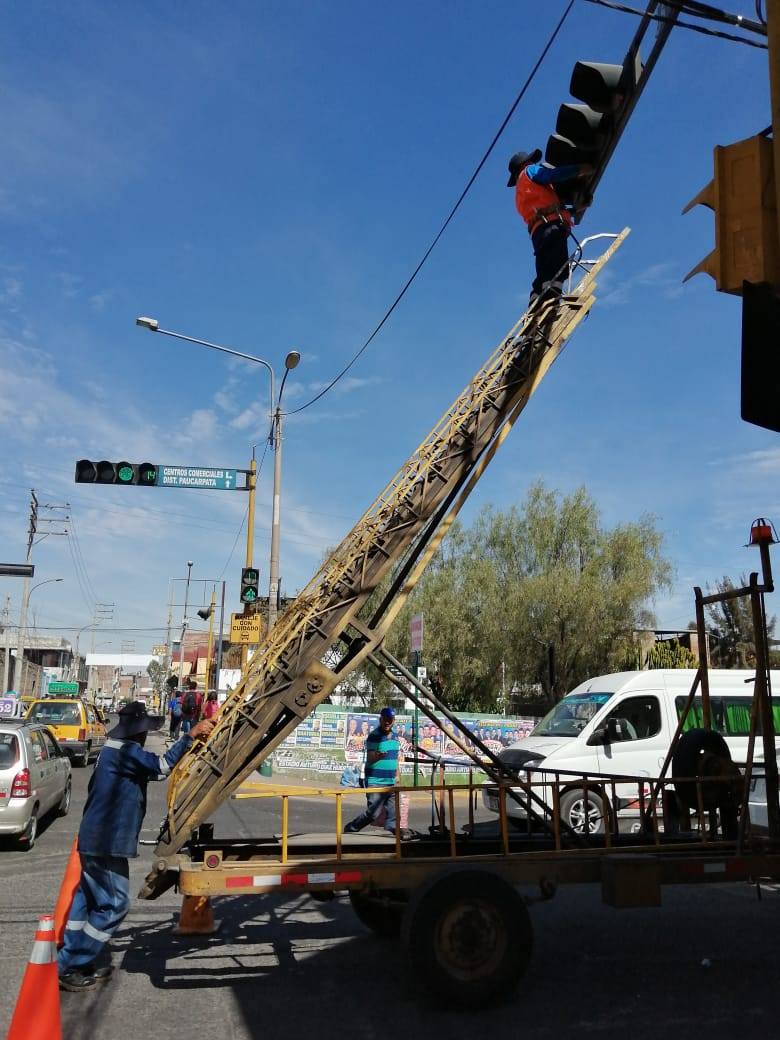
[77,743,91,768]
[672,728,738,812]
[559,788,607,836]
[18,809,38,851]
[401,870,532,1008]
[349,889,407,939]
[58,779,72,817]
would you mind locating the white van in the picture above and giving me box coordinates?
[483,669,779,834]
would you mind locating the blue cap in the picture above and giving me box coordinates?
[380,706,396,719]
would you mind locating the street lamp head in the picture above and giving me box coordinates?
[284,350,301,371]
[136,316,159,332]
[187,560,194,568]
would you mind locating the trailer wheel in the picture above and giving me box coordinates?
[559,788,606,835]
[402,870,532,1007]
[349,889,407,939]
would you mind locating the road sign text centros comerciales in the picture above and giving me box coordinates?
[158,466,239,490]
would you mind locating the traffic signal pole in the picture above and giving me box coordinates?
[241,456,257,671]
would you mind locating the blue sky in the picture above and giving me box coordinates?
[0,1,774,653]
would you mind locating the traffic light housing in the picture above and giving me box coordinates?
[546,62,626,168]
[683,134,780,295]
[75,460,158,485]
[741,280,780,433]
[240,567,260,604]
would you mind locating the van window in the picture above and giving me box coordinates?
[674,696,775,736]
[533,692,614,738]
[603,696,662,742]
[29,702,81,726]
[0,733,19,769]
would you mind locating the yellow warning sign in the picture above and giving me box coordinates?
[230,613,263,644]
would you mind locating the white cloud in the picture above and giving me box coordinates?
[89,290,114,311]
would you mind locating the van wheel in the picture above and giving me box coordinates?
[560,789,606,836]
[19,809,38,850]
[402,869,532,1007]
[672,728,741,814]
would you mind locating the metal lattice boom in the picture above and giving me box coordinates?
[141,229,628,897]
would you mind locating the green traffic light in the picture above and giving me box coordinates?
[243,589,257,602]
[117,465,134,483]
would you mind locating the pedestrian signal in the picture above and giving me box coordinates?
[74,460,158,485]
[240,567,260,604]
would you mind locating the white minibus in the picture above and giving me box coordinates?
[483,669,779,834]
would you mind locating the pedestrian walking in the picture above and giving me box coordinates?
[344,707,412,839]
[180,679,203,735]
[507,149,593,304]
[57,701,215,991]
[168,689,183,740]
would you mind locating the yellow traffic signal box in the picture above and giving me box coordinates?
[683,134,779,295]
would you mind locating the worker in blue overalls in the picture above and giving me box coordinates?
[57,701,215,991]
[507,149,593,304]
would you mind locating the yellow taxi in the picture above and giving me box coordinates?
[25,698,107,767]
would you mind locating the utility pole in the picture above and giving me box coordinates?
[204,586,217,690]
[178,562,194,687]
[215,581,226,692]
[2,595,11,693]
[241,457,257,670]
[768,0,780,246]
[88,603,114,692]
[13,490,37,694]
[268,408,283,632]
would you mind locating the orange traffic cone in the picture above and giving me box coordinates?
[175,895,219,935]
[7,914,62,1040]
[54,837,81,947]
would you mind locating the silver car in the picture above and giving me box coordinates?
[0,720,72,849]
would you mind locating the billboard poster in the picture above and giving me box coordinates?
[345,713,377,763]
[320,715,346,748]
[295,716,321,748]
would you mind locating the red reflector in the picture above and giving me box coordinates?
[11,768,31,798]
[78,728,86,741]
[205,854,220,869]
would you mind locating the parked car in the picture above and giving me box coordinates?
[0,720,72,848]
[483,669,780,834]
[25,697,107,766]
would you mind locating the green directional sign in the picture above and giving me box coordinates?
[47,681,80,695]
[157,466,239,490]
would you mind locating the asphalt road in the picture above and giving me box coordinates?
[0,733,777,1039]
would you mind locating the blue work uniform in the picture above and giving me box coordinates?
[58,735,192,974]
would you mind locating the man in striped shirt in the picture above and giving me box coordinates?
[344,707,400,835]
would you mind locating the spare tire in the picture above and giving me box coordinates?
[672,728,741,813]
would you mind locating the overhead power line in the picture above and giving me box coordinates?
[285,0,577,416]
[583,0,768,47]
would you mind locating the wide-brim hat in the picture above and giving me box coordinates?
[108,701,164,739]
[507,148,542,187]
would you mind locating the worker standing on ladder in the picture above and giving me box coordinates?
[507,149,593,304]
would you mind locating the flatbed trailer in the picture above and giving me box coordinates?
[160,769,780,1007]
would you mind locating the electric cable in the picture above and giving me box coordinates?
[583,0,767,46]
[285,0,577,415]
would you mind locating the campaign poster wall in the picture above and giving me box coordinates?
[344,713,378,762]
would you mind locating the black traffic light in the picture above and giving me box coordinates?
[75,460,158,486]
[240,567,260,604]
[545,61,629,169]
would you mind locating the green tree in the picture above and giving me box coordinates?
[705,574,776,667]
[147,659,165,695]
[383,482,672,708]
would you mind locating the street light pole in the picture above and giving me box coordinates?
[19,578,64,694]
[136,317,300,638]
[178,561,194,687]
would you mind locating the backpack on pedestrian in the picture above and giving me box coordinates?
[182,690,197,718]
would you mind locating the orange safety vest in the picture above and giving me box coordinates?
[515,170,573,236]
